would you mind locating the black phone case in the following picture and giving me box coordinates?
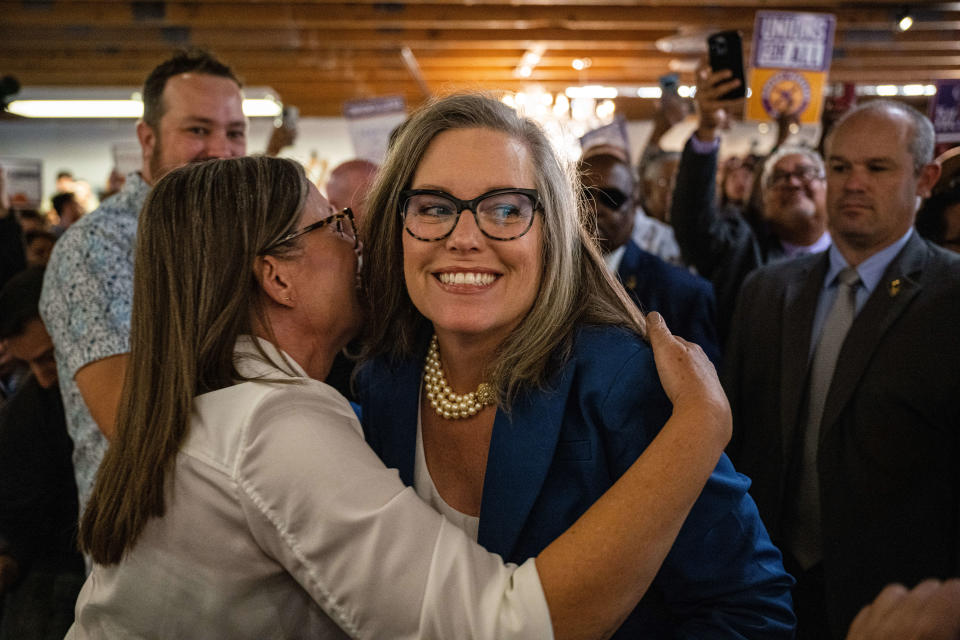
[708,31,747,100]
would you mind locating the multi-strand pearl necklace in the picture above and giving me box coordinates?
[423,334,496,420]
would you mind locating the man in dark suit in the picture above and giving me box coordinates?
[725,99,960,639]
[579,146,721,364]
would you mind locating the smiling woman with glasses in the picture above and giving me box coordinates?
[358,92,795,638]
[401,187,540,241]
[67,154,753,640]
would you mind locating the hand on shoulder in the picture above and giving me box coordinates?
[645,312,730,448]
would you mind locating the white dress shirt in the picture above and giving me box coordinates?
[67,337,551,639]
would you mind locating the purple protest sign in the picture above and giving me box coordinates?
[931,81,960,143]
[751,11,836,72]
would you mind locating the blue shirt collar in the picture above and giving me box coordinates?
[824,228,913,295]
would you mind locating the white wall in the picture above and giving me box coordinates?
[626,117,821,161]
[0,117,358,209]
[1,113,821,210]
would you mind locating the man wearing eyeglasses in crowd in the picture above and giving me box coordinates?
[671,66,831,341]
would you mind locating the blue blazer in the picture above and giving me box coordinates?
[617,240,722,364]
[359,326,795,639]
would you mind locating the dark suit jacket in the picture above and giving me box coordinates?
[0,376,82,574]
[359,326,795,639]
[671,138,786,341]
[724,233,960,636]
[616,239,721,364]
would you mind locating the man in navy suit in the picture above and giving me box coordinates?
[725,100,960,639]
[579,145,722,364]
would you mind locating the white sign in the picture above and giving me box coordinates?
[112,142,142,176]
[343,96,407,163]
[752,12,836,72]
[0,157,43,209]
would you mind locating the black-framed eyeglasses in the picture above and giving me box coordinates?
[399,188,541,242]
[260,208,358,254]
[770,166,824,187]
[582,186,630,211]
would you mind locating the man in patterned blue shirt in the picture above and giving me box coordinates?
[40,49,247,515]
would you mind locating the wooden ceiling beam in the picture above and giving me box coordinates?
[4,26,960,52]
[6,2,955,30]
[13,0,949,6]
[5,49,958,71]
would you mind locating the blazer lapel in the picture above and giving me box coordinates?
[819,235,928,442]
[779,255,825,459]
[477,365,575,558]
[617,241,643,294]
[374,358,422,486]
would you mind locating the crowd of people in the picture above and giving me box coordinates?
[1,46,959,640]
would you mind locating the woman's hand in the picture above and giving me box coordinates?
[646,311,731,447]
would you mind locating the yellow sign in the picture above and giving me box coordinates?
[747,11,835,124]
[746,68,828,124]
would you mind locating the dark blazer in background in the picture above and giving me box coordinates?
[360,326,796,639]
[671,138,786,341]
[724,233,960,637]
[616,239,722,365]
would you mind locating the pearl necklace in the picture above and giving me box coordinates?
[423,334,496,419]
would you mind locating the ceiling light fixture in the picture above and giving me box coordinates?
[565,85,618,100]
[514,44,547,79]
[6,87,283,118]
[897,8,913,31]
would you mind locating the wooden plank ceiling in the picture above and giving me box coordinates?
[2,0,959,119]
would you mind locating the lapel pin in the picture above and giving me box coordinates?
[888,278,901,297]
[625,275,637,290]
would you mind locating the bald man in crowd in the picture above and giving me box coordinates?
[325,158,378,225]
[724,100,960,638]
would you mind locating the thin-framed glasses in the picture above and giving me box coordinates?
[400,188,541,242]
[260,208,358,254]
[769,166,824,187]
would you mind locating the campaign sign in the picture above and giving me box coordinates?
[930,80,960,143]
[343,96,407,163]
[746,11,836,124]
[0,157,43,209]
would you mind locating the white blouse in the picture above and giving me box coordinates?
[67,338,551,639]
[414,401,481,541]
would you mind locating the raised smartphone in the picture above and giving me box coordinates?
[707,31,747,100]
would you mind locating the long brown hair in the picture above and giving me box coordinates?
[80,156,309,564]
[361,92,644,406]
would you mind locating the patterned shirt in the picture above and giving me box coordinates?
[40,172,150,512]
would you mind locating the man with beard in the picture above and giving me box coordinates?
[671,66,831,341]
[40,49,246,516]
[725,100,960,638]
